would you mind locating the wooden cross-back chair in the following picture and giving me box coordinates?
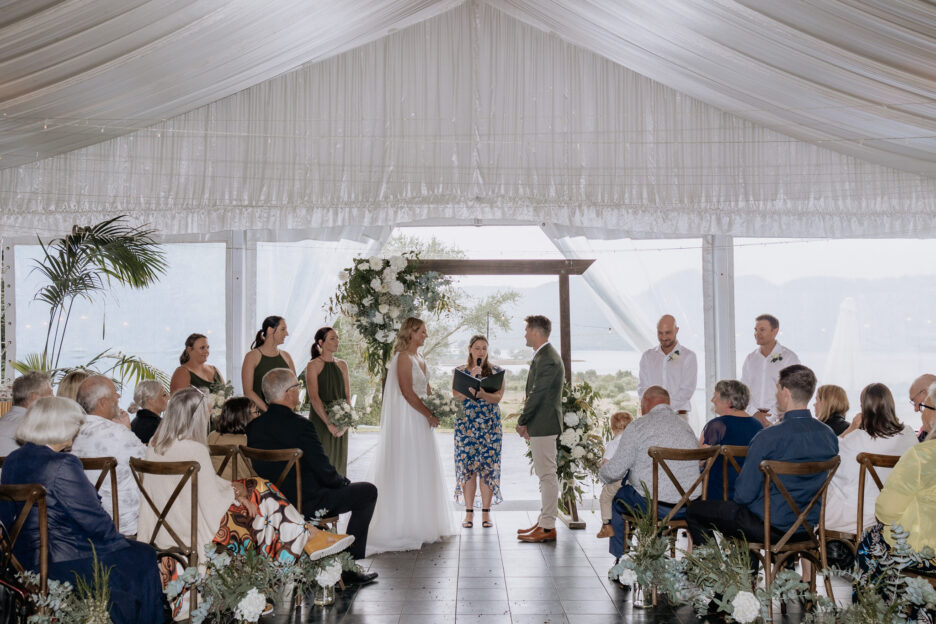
[129,458,200,613]
[79,456,120,532]
[751,457,840,617]
[238,446,302,513]
[0,484,48,598]
[649,445,721,543]
[720,445,749,501]
[208,444,241,481]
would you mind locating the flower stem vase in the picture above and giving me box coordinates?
[313,583,335,606]
[630,582,655,609]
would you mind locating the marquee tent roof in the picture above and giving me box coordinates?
[3,0,936,237]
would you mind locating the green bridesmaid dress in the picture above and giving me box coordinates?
[252,352,289,404]
[311,361,349,476]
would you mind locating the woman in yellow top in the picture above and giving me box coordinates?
[858,385,936,576]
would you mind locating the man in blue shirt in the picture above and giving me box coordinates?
[686,364,839,559]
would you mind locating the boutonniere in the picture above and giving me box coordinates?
[770,353,783,363]
[667,349,680,362]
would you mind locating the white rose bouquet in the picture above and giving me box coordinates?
[207,378,234,420]
[325,400,359,431]
[422,389,462,423]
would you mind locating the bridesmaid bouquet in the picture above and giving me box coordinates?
[325,400,360,430]
[422,390,461,422]
[207,378,234,419]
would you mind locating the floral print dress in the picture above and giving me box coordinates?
[454,381,504,506]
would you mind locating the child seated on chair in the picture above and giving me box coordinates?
[596,411,633,538]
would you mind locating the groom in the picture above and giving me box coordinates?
[516,315,565,543]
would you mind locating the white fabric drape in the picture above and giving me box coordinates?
[254,226,390,374]
[4,2,936,238]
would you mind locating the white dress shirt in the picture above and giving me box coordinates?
[637,342,698,412]
[602,430,624,461]
[0,406,27,457]
[71,415,146,536]
[740,343,800,420]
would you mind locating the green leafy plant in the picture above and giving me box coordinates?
[607,484,673,592]
[19,542,114,623]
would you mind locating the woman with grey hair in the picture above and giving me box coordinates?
[128,380,169,444]
[699,379,763,501]
[0,396,164,624]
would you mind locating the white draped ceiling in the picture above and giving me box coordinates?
[3,0,936,238]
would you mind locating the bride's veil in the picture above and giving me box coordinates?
[367,352,404,480]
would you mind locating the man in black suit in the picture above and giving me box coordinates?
[246,368,378,586]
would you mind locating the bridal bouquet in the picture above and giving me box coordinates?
[422,389,461,423]
[325,400,359,430]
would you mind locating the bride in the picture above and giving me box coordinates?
[366,317,457,554]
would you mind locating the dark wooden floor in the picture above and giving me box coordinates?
[292,510,806,624]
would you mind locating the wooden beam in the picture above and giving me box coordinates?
[414,259,594,276]
[558,273,572,384]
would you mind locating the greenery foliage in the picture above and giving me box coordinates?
[19,542,113,624]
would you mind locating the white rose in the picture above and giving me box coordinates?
[571,446,586,460]
[563,412,580,427]
[389,255,407,271]
[731,591,761,624]
[370,277,382,291]
[618,568,638,585]
[373,313,384,325]
[559,428,579,449]
[382,267,397,281]
[357,261,369,271]
[362,295,373,306]
[368,256,383,270]
[378,303,389,314]
[338,270,350,282]
[315,561,343,588]
[388,280,404,296]
[348,303,358,315]
[388,306,401,318]
[234,588,267,623]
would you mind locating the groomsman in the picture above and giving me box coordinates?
[516,315,565,543]
[637,315,698,417]
[740,314,800,426]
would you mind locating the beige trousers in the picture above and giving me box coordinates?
[529,434,559,529]
[599,482,619,522]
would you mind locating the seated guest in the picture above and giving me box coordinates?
[246,368,379,587]
[598,386,700,560]
[687,365,839,564]
[0,372,53,457]
[137,388,354,576]
[814,384,851,436]
[207,397,258,480]
[56,370,90,401]
[596,411,633,538]
[71,375,145,536]
[0,397,163,624]
[858,418,936,577]
[909,374,936,442]
[128,380,169,445]
[699,379,763,501]
[825,383,917,533]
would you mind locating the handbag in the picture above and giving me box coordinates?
[0,520,28,624]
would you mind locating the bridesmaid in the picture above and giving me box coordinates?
[169,333,223,394]
[452,335,504,529]
[241,316,296,411]
[305,327,352,475]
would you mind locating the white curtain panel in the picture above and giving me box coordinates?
[4,2,936,238]
[253,226,390,373]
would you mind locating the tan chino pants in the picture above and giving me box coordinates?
[529,434,559,529]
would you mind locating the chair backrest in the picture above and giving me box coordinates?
[721,445,749,501]
[79,456,119,531]
[648,445,721,525]
[208,444,240,481]
[855,452,901,539]
[129,459,200,565]
[238,446,303,513]
[759,456,840,551]
[0,484,48,596]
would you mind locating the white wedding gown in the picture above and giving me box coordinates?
[366,352,457,555]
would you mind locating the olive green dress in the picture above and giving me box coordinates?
[252,352,289,404]
[189,369,222,391]
[311,361,349,476]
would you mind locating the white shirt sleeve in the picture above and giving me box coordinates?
[672,349,698,408]
[637,350,652,399]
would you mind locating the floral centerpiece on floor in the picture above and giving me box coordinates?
[19,546,113,624]
[526,381,605,512]
[325,400,360,431]
[327,251,455,381]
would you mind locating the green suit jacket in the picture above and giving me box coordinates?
[519,342,565,437]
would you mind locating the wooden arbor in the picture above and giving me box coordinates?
[416,258,596,527]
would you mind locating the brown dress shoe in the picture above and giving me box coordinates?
[518,527,556,542]
[517,523,539,535]
[596,523,614,539]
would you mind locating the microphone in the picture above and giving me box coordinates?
[475,358,483,378]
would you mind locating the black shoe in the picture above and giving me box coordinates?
[341,569,378,587]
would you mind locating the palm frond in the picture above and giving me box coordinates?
[12,352,55,374]
[98,351,169,388]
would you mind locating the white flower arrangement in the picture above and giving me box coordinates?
[666,348,680,362]
[563,411,580,427]
[207,378,235,420]
[387,280,405,295]
[618,567,638,586]
[233,588,267,623]
[559,427,580,448]
[422,389,462,422]
[730,591,761,623]
[314,561,343,588]
[571,446,586,460]
[325,400,359,430]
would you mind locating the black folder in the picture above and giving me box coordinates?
[452,368,505,400]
